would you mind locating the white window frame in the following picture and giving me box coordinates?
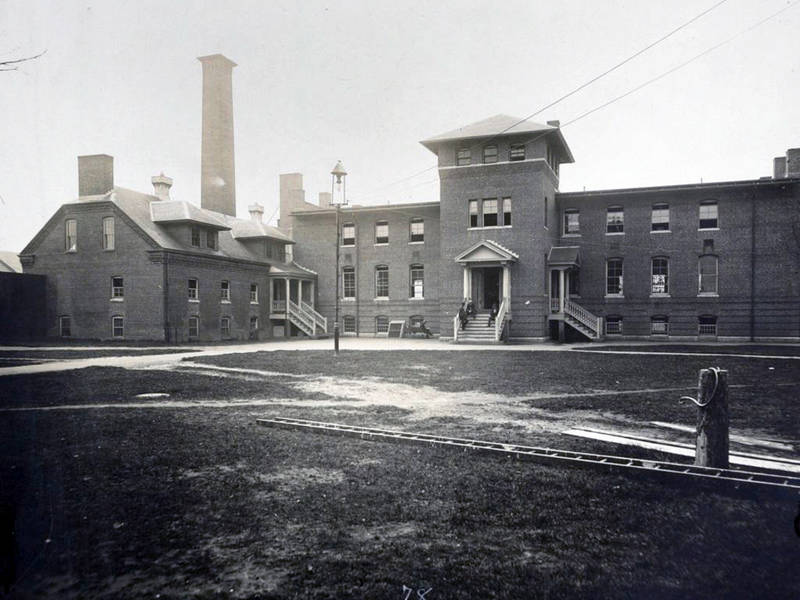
[606,258,623,297]
[220,280,230,302]
[650,257,669,296]
[188,315,199,338]
[342,267,356,299]
[651,204,670,232]
[606,206,624,234]
[188,278,199,301]
[483,145,498,164]
[111,276,124,299]
[112,316,124,338]
[250,283,259,304]
[410,219,424,243]
[410,264,424,299]
[699,201,719,230]
[502,197,511,227]
[191,226,201,247]
[342,223,355,246]
[375,315,389,335]
[605,316,622,335]
[457,147,471,166]
[343,315,357,334]
[220,316,231,338]
[698,315,717,336]
[482,198,498,227]
[698,255,718,296]
[469,200,479,228]
[375,221,389,245]
[509,144,525,161]
[563,209,580,235]
[375,265,389,299]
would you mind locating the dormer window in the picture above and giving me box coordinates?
[191,226,201,247]
[207,230,218,250]
[457,147,471,166]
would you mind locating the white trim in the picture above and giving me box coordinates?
[188,299,200,304]
[698,227,720,232]
[374,297,389,301]
[650,230,672,234]
[408,241,425,245]
[649,294,671,299]
[467,225,512,231]
[110,297,124,302]
[605,232,625,236]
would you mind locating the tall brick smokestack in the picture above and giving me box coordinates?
[198,54,237,216]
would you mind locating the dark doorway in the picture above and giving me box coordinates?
[483,267,501,309]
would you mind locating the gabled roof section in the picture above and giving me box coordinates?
[454,239,519,264]
[269,262,317,278]
[0,251,22,273]
[224,216,294,243]
[421,114,574,163]
[151,200,231,230]
[548,246,580,267]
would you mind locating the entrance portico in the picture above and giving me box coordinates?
[454,240,518,309]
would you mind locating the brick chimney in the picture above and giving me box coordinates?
[248,203,264,223]
[198,54,237,216]
[787,148,800,178]
[318,192,332,206]
[151,173,173,200]
[774,156,787,179]
[78,154,114,196]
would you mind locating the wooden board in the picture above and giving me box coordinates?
[387,320,405,338]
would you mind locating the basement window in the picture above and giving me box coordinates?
[698,315,717,336]
[605,316,622,335]
[59,316,72,337]
[650,315,669,335]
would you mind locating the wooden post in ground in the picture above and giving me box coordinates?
[694,368,729,468]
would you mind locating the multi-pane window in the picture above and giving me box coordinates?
[483,145,498,164]
[375,315,389,334]
[698,255,718,295]
[342,223,355,246]
[188,278,198,300]
[65,219,77,251]
[375,221,389,244]
[188,316,199,338]
[606,206,624,233]
[410,264,424,299]
[191,226,200,247]
[699,201,718,229]
[220,316,231,338]
[111,276,124,298]
[651,258,669,294]
[651,316,669,335]
[60,316,72,337]
[102,217,115,250]
[469,200,479,228]
[250,283,259,303]
[457,147,471,166]
[112,316,124,338]
[220,280,230,301]
[375,265,389,298]
[605,316,622,335]
[343,315,356,334]
[509,144,525,161]
[207,230,218,250]
[546,145,558,173]
[343,267,356,299]
[698,315,718,336]
[651,204,670,231]
[410,219,424,243]
[564,209,580,234]
[482,199,498,227]
[606,259,623,295]
[502,197,512,226]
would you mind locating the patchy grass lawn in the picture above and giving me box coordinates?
[584,344,800,356]
[2,349,800,598]
[0,349,196,362]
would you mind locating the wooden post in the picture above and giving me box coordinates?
[694,368,729,468]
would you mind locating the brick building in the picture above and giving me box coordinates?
[15,53,800,343]
[287,115,800,343]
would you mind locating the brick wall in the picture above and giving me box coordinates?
[0,272,46,341]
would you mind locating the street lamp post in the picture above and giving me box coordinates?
[330,160,348,354]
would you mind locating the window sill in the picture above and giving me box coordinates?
[221,299,231,304]
[409,297,425,301]
[103,248,115,252]
[698,293,719,297]
[64,250,77,254]
[651,229,671,234]
[468,225,511,231]
[374,242,389,246]
[605,232,625,236]
[409,241,425,245]
[341,243,355,248]
[341,297,356,302]
[374,297,389,302]
[110,297,124,302]
[698,227,720,232]
[562,233,581,237]
[250,301,259,305]
[604,294,625,300]
[650,293,671,298]
[188,299,200,303]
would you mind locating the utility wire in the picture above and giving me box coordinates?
[348,0,730,202]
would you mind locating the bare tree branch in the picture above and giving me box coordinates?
[0,50,47,71]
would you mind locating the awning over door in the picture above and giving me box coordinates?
[547,246,580,268]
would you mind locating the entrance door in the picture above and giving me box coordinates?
[483,267,501,309]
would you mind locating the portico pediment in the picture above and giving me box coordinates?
[455,239,519,264]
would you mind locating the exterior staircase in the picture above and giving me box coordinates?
[455,311,502,344]
[287,300,328,338]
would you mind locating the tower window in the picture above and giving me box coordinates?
[482,199,498,227]
[457,147,471,166]
[483,145,498,164]
[509,144,525,161]
[65,219,77,252]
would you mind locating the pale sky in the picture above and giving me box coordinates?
[1,0,799,252]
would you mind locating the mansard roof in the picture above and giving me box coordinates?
[420,114,575,162]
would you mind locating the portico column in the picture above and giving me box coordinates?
[269,279,274,312]
[502,264,510,303]
[463,265,469,300]
[558,269,565,313]
[285,278,290,307]
[310,281,315,309]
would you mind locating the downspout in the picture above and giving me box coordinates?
[163,251,170,342]
[749,191,756,342]
[355,213,360,336]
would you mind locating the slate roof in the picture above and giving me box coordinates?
[28,187,298,268]
[420,114,574,162]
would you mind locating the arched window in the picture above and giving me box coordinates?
[651,257,669,295]
[410,264,424,299]
[342,266,356,299]
[375,265,389,298]
[698,255,718,295]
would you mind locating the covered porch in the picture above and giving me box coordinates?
[268,263,327,337]
[547,246,603,341]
